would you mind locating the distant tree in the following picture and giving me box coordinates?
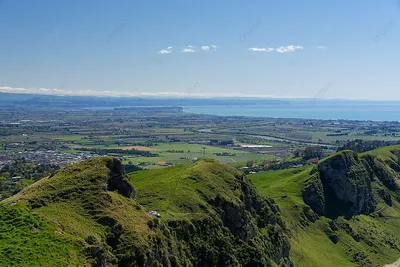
[303,146,322,160]
[337,139,400,153]
[246,160,254,168]
[124,164,142,173]
[293,149,302,157]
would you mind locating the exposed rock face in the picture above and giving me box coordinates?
[363,154,398,191]
[302,171,326,215]
[303,151,376,218]
[214,174,283,242]
[168,173,293,267]
[106,158,136,199]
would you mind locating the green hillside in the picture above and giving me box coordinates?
[1,146,400,266]
[1,157,154,266]
[0,157,292,266]
[128,158,292,266]
[250,148,400,267]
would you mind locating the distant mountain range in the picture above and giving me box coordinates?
[0,92,290,108]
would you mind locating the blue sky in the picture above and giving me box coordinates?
[0,0,399,100]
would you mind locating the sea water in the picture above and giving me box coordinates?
[183,100,400,121]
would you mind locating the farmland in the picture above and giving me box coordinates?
[1,104,400,171]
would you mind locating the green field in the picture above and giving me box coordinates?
[121,142,275,168]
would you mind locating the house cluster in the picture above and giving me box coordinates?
[0,150,99,167]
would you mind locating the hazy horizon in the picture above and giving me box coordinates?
[3,90,400,103]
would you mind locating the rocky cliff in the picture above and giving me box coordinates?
[303,150,400,218]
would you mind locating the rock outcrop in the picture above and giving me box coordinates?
[161,171,293,267]
[303,151,376,218]
[106,157,136,199]
[363,154,398,191]
[302,171,326,215]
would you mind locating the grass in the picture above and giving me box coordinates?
[128,158,294,266]
[53,135,89,141]
[129,159,243,220]
[3,146,400,266]
[121,142,276,169]
[311,131,400,143]
[0,203,87,267]
[249,153,400,267]
[153,142,241,153]
[2,156,294,266]
[360,144,400,162]
[1,157,155,266]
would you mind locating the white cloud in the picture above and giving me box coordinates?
[275,45,303,53]
[0,86,309,98]
[158,46,172,54]
[182,47,195,53]
[317,45,327,49]
[248,47,274,52]
[201,45,217,52]
[158,45,216,54]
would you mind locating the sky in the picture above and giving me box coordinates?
[0,0,400,100]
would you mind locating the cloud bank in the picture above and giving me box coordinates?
[249,45,304,53]
[159,45,216,54]
[248,47,274,52]
[0,85,310,99]
[275,45,303,53]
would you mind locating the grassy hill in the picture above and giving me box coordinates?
[2,145,400,266]
[128,158,292,266]
[0,157,292,266]
[1,157,154,266]
[250,148,400,267]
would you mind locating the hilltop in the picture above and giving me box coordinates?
[0,157,292,266]
[250,146,400,266]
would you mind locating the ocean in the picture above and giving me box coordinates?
[182,100,400,122]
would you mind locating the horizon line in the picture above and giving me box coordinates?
[0,86,397,102]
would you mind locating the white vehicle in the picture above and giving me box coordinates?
[148,210,161,218]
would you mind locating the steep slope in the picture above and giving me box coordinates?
[129,158,292,266]
[250,148,400,267]
[0,157,292,267]
[303,150,376,218]
[1,157,156,266]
